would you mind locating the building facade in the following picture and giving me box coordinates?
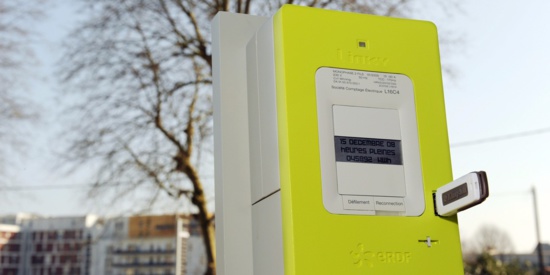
[497,243,550,272]
[0,224,22,274]
[0,213,205,275]
[19,215,99,275]
[101,214,187,275]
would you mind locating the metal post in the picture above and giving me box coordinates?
[533,186,545,275]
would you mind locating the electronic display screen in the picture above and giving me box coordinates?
[334,136,403,165]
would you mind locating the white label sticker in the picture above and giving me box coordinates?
[329,69,402,96]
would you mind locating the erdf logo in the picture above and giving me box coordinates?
[350,243,412,268]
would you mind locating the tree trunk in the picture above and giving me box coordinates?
[182,158,216,275]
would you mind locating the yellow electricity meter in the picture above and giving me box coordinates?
[213,4,487,275]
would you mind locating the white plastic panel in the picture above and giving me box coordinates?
[333,106,400,139]
[336,162,405,196]
[212,12,269,275]
[246,30,263,202]
[252,192,284,275]
[252,19,280,203]
[246,20,280,203]
[315,67,425,216]
[246,18,285,275]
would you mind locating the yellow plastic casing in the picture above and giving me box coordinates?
[273,5,462,274]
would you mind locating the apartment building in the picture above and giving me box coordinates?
[0,224,22,274]
[0,213,206,275]
[497,243,550,272]
[0,213,40,226]
[19,215,99,275]
[98,214,186,275]
[94,214,206,275]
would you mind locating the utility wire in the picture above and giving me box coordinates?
[0,175,214,191]
[5,128,550,189]
[451,127,550,148]
[0,180,154,191]
[0,183,121,191]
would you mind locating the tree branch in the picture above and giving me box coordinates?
[384,0,408,16]
[122,141,178,198]
[244,0,252,14]
[173,1,212,68]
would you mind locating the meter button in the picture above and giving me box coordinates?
[342,195,375,211]
[374,197,405,211]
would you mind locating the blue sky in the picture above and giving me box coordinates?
[443,0,550,253]
[2,0,550,253]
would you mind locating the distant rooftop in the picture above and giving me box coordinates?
[534,243,550,254]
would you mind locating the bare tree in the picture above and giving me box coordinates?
[462,225,527,275]
[475,224,515,254]
[59,1,457,274]
[0,1,45,185]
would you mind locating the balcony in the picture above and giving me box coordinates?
[111,249,175,255]
[111,262,175,268]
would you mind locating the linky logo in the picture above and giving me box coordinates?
[350,243,412,268]
[337,49,389,66]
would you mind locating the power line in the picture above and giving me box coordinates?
[0,175,214,191]
[0,180,149,191]
[451,127,550,148]
[0,183,110,191]
[6,127,550,191]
